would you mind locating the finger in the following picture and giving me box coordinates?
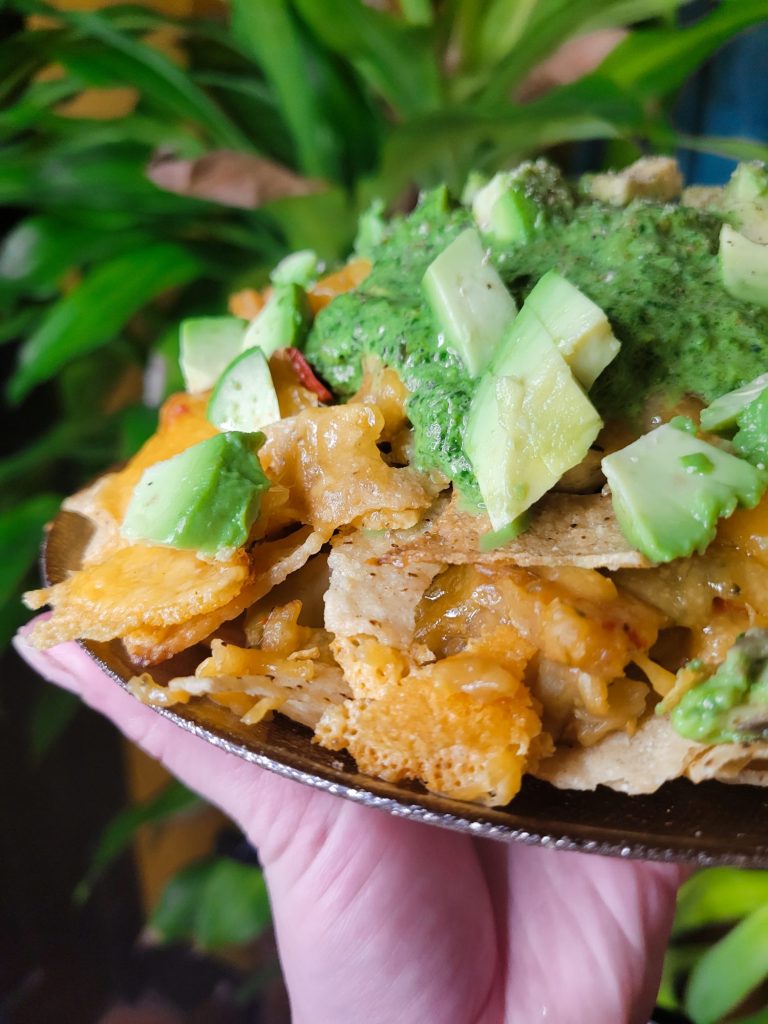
[13,631,328,862]
[16,631,498,1024]
[477,839,687,1024]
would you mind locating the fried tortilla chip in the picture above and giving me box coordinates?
[25,544,249,649]
[324,530,443,654]
[532,715,701,794]
[385,491,649,570]
[316,632,541,806]
[258,404,437,535]
[122,527,328,664]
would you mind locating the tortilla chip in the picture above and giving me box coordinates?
[385,491,648,570]
[123,527,328,664]
[324,530,443,654]
[316,634,541,806]
[25,544,249,649]
[532,715,702,794]
[129,661,348,730]
[258,404,437,535]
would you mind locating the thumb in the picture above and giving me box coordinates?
[13,630,339,867]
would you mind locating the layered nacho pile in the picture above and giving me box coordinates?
[25,157,768,807]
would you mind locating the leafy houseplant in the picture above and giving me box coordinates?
[3,0,768,1015]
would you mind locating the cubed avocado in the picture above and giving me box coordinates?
[733,389,768,468]
[207,346,281,432]
[700,372,768,433]
[241,282,310,359]
[422,227,517,377]
[523,270,621,390]
[466,303,602,531]
[719,223,768,308]
[723,161,768,244]
[602,421,766,564]
[121,431,270,556]
[270,249,318,287]
[671,629,768,743]
[180,317,247,394]
[472,172,539,244]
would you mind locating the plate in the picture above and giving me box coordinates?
[45,507,768,867]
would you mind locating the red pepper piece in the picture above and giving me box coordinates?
[284,347,333,403]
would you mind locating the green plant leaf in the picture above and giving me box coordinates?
[231,0,340,179]
[292,0,442,118]
[0,494,61,608]
[9,243,204,401]
[28,687,79,764]
[0,493,62,649]
[597,0,768,99]
[675,133,768,165]
[0,215,153,298]
[674,868,768,938]
[0,307,40,345]
[367,76,643,199]
[685,903,768,1024]
[75,780,203,903]
[151,856,271,949]
[51,13,253,151]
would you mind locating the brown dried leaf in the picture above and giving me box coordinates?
[147,150,323,209]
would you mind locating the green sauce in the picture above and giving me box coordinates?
[304,164,768,498]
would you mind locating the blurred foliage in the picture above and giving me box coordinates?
[2,0,767,632]
[2,0,768,995]
[659,868,768,1023]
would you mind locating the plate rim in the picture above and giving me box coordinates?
[46,506,768,868]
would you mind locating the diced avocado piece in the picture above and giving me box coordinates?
[733,390,768,468]
[466,304,603,530]
[354,198,387,258]
[723,161,768,244]
[461,170,489,207]
[270,249,318,287]
[671,629,768,743]
[121,431,270,556]
[602,421,766,564]
[472,172,539,243]
[180,317,247,394]
[241,283,310,359]
[422,228,516,378]
[523,270,621,390]
[719,223,768,307]
[207,347,281,432]
[584,156,683,206]
[700,372,768,433]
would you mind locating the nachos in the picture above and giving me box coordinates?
[25,157,768,807]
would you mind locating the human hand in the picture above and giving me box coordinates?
[16,632,686,1024]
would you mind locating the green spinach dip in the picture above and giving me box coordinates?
[303,162,768,501]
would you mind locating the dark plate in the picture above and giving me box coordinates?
[45,508,768,867]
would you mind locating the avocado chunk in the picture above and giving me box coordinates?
[422,227,517,377]
[602,420,766,564]
[472,172,539,244]
[242,282,310,359]
[354,199,387,257]
[733,389,768,468]
[270,249,318,287]
[671,629,768,743]
[700,372,768,433]
[466,303,602,531]
[121,432,270,556]
[722,161,768,244]
[523,270,621,390]
[207,347,281,432]
[180,317,247,394]
[719,223,768,308]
